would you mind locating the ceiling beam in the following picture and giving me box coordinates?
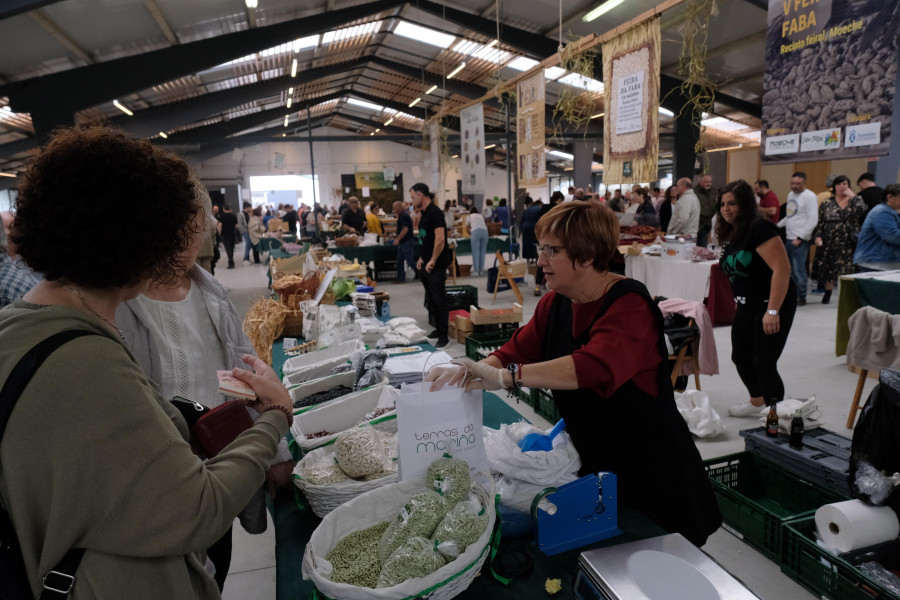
[662,31,765,72]
[0,0,405,116]
[246,5,257,28]
[142,0,178,45]
[28,9,93,64]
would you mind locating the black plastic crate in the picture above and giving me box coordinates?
[472,322,519,335]
[531,388,560,423]
[703,452,849,562]
[782,516,898,599]
[741,427,852,498]
[373,260,399,281]
[446,285,478,311]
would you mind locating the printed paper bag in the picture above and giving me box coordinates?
[396,382,490,481]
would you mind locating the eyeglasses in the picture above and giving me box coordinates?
[534,244,563,259]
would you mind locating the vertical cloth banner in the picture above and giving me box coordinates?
[461,104,487,194]
[602,17,661,185]
[517,72,547,188]
[429,121,441,193]
[761,2,899,164]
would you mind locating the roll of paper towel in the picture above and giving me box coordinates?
[815,500,900,552]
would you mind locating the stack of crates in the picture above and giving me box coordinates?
[703,452,848,562]
[740,427,852,497]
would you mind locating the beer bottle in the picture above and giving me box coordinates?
[789,410,804,449]
[766,401,779,438]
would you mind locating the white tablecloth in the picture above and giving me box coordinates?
[625,255,714,302]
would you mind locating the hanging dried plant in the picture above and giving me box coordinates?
[551,37,599,141]
[676,0,720,163]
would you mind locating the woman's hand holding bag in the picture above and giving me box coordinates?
[425,358,507,391]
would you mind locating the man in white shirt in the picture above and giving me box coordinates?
[666,177,700,236]
[564,185,576,202]
[777,171,819,306]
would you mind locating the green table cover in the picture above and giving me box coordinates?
[835,276,900,356]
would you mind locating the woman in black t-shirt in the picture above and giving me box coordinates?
[716,180,797,418]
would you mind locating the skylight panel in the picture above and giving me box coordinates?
[700,116,748,132]
[293,35,319,52]
[507,56,539,71]
[346,98,384,112]
[393,21,455,48]
[452,40,510,63]
[557,73,604,93]
[544,67,566,80]
[323,22,379,45]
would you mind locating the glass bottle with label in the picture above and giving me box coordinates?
[766,401,779,438]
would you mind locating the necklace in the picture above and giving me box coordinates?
[62,283,127,343]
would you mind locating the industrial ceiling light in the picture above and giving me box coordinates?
[245,0,258,8]
[158,132,168,138]
[284,115,289,127]
[447,62,466,79]
[375,128,380,133]
[384,118,394,126]
[288,87,294,94]
[291,59,298,77]
[486,39,498,48]
[590,112,605,119]
[112,99,133,116]
[484,144,495,149]
[408,98,421,107]
[286,97,292,108]
[425,85,437,94]
[0,172,16,177]
[582,0,627,22]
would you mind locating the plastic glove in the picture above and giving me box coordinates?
[425,358,506,391]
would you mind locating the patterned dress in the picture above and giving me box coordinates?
[812,195,866,282]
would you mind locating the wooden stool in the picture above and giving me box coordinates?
[668,318,701,391]
[491,251,524,305]
[846,365,879,428]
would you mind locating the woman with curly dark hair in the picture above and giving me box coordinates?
[812,174,866,304]
[715,179,796,418]
[0,124,293,599]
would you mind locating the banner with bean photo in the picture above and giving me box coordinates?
[601,17,660,185]
[516,72,547,188]
[460,104,487,194]
[761,1,899,164]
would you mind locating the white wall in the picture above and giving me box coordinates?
[188,127,515,209]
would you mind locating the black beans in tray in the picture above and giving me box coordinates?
[293,385,353,409]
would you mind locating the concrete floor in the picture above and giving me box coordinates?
[216,251,872,600]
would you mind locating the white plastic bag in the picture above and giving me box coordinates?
[675,391,725,438]
[483,423,581,485]
[395,382,490,482]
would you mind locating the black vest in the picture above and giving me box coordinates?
[542,279,721,547]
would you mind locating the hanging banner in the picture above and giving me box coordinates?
[429,121,440,193]
[460,104,487,194]
[761,2,898,164]
[517,72,547,188]
[602,17,660,185]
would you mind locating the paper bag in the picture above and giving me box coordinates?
[396,382,490,481]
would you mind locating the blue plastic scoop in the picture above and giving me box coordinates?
[518,418,566,452]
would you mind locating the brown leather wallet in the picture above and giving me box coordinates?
[191,400,254,458]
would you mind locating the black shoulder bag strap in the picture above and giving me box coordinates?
[0,330,99,600]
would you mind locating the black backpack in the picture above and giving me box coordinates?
[1,330,99,600]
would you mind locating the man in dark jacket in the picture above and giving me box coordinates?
[217,204,239,269]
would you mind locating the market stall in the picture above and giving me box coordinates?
[836,270,900,356]
[625,255,735,325]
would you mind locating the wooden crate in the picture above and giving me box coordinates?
[470,304,523,325]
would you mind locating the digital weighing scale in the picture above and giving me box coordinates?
[574,533,760,600]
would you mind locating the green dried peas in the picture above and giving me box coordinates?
[326,521,390,588]
[375,536,447,589]
[426,457,471,504]
[431,499,488,558]
[377,489,448,564]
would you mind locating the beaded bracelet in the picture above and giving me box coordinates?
[260,404,293,427]
[506,363,522,402]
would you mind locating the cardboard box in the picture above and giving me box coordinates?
[470,304,523,325]
[506,259,528,277]
[455,315,473,332]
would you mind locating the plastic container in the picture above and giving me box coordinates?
[464,330,516,361]
[741,427,852,498]
[703,452,849,562]
[445,285,479,312]
[782,516,898,600]
[531,388,560,422]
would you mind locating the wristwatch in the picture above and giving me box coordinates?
[767,309,778,316]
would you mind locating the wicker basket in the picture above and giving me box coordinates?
[302,478,496,600]
[335,236,360,247]
[291,437,399,518]
[457,264,472,277]
[281,309,304,337]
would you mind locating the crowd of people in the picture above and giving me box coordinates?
[0,123,899,598]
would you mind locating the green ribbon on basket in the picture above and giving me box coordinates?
[487,494,513,585]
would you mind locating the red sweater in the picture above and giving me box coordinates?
[491,289,661,397]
